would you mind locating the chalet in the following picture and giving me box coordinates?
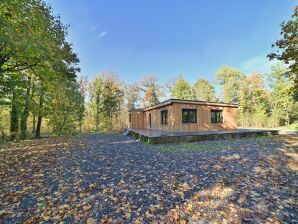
[128,99,238,132]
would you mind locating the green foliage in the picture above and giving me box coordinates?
[140,75,164,107]
[77,76,87,132]
[100,73,124,131]
[268,7,298,100]
[0,0,68,73]
[89,72,124,132]
[48,77,82,136]
[216,65,244,103]
[170,75,192,100]
[90,76,103,131]
[0,0,82,139]
[192,79,217,102]
[1,0,297,139]
[238,73,271,127]
[268,63,298,126]
[125,83,140,109]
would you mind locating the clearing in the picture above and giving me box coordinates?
[0,134,297,223]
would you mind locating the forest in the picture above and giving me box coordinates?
[0,0,297,141]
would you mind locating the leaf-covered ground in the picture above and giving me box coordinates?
[0,134,297,223]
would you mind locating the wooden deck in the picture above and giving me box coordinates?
[127,128,279,144]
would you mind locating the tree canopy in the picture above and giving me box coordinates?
[170,75,192,100]
[268,6,298,100]
[215,65,244,103]
[0,0,82,140]
[0,0,297,141]
[192,79,217,102]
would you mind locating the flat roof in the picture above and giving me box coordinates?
[129,99,238,112]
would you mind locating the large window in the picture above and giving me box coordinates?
[182,109,197,123]
[161,110,168,124]
[211,110,223,123]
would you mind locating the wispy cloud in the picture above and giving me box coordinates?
[238,55,277,74]
[98,31,108,38]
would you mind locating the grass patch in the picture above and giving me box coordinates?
[274,122,298,131]
[153,142,233,152]
[151,135,282,152]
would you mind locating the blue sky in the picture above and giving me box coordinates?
[47,0,296,84]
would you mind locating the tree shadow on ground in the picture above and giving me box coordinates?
[0,134,297,223]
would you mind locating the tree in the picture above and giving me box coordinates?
[1,0,81,139]
[268,7,298,100]
[192,79,217,102]
[140,75,164,107]
[0,0,66,74]
[100,72,124,131]
[216,65,244,103]
[125,83,140,109]
[90,76,103,132]
[268,63,298,126]
[20,75,31,139]
[170,75,192,100]
[78,76,87,132]
[238,73,271,127]
[90,72,124,132]
[48,77,82,136]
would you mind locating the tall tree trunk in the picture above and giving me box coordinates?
[109,114,112,132]
[95,100,100,132]
[32,114,36,136]
[2,131,5,143]
[10,90,19,140]
[35,88,44,138]
[79,120,82,133]
[20,76,31,139]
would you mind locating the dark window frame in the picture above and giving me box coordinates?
[182,109,197,123]
[129,113,131,123]
[160,109,168,125]
[211,109,223,124]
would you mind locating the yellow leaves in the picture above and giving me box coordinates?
[86,217,96,224]
[58,204,69,215]
[83,205,91,211]
[53,191,62,197]
[79,192,86,198]
[148,203,163,213]
[42,215,51,221]
[181,182,190,191]
[133,216,144,224]
[89,183,96,189]
[145,211,153,218]
[222,218,228,224]
[220,210,228,217]
[184,202,192,214]
[238,195,246,204]
[168,208,179,222]
[124,212,131,219]
[177,191,184,199]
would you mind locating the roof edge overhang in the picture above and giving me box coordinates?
[128,108,143,112]
[128,99,238,112]
[143,99,238,111]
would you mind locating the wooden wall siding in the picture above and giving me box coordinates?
[170,103,237,132]
[139,103,237,132]
[129,110,144,129]
[143,105,174,131]
[129,103,237,132]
